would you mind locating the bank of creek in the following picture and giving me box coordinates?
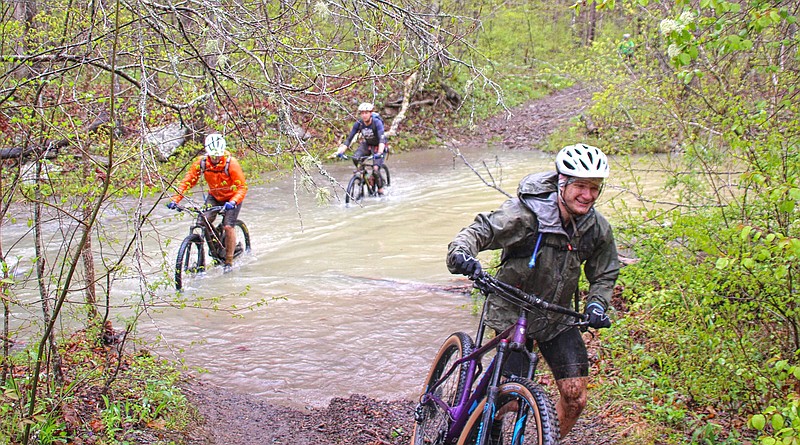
[166,85,626,445]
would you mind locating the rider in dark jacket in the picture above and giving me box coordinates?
[334,102,388,194]
[447,144,619,439]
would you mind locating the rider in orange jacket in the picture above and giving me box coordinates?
[168,134,247,272]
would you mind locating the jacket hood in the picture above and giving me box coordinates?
[518,170,598,235]
[517,171,562,233]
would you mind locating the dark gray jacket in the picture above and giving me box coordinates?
[447,171,620,341]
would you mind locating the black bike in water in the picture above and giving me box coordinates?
[338,153,390,206]
[172,205,251,291]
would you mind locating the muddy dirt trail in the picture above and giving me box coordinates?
[181,85,621,445]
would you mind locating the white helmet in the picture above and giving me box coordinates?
[357,102,374,112]
[555,144,609,178]
[204,133,226,157]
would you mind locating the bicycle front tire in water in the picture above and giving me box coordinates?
[345,175,365,205]
[456,377,559,445]
[411,332,474,445]
[175,233,205,291]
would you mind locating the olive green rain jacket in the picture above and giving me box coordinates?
[447,171,620,342]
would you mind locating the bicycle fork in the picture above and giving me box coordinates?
[475,311,537,445]
[475,339,509,445]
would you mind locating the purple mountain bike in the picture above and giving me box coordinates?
[411,272,588,445]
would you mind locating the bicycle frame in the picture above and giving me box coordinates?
[351,155,381,175]
[420,304,534,443]
[179,205,227,261]
[340,153,388,203]
[418,273,587,444]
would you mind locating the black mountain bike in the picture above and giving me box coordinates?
[339,153,390,206]
[172,205,251,291]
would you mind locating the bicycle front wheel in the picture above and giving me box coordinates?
[456,377,559,445]
[411,332,474,445]
[175,234,205,291]
[345,175,365,205]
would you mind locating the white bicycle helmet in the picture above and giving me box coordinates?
[357,102,374,112]
[204,133,227,157]
[555,144,609,178]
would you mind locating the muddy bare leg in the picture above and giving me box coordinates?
[224,225,236,268]
[555,376,588,438]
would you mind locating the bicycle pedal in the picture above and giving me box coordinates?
[413,402,428,423]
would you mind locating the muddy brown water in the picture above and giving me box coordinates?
[4,145,670,410]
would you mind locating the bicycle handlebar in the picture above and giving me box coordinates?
[173,204,226,214]
[336,153,384,162]
[472,272,588,324]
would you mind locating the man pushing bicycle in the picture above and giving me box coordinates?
[333,102,388,195]
[168,133,248,273]
[446,144,619,439]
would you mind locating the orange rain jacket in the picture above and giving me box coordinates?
[171,153,248,205]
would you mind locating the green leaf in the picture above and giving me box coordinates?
[772,413,785,430]
[751,414,766,430]
[715,257,730,269]
[778,200,795,213]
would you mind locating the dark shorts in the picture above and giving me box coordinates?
[537,327,589,380]
[354,143,385,167]
[201,195,241,227]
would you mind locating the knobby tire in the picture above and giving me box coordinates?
[456,377,559,445]
[346,175,365,205]
[232,220,251,257]
[411,332,475,445]
[175,234,205,291]
[379,164,390,188]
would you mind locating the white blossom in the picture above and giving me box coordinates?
[659,19,680,35]
[679,11,696,24]
[667,44,682,59]
[314,1,331,17]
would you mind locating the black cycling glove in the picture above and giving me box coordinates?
[452,252,482,278]
[585,302,611,329]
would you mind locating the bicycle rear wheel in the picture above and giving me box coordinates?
[456,377,559,445]
[231,220,251,258]
[412,332,474,445]
[345,175,365,205]
[379,164,390,188]
[175,234,205,291]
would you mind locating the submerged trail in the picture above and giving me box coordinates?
[180,85,621,445]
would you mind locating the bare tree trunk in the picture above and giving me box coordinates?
[386,73,418,137]
[10,0,37,80]
[586,2,597,46]
[32,160,64,388]
[0,172,7,385]
[81,210,99,323]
